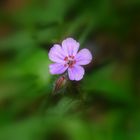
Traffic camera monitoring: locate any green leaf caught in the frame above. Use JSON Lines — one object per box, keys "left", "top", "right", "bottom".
{"left": 83, "top": 63, "right": 133, "bottom": 102}
{"left": 0, "top": 116, "right": 45, "bottom": 140}
{"left": 10, "top": 0, "right": 77, "bottom": 26}
{"left": 0, "top": 49, "right": 51, "bottom": 100}
{"left": 0, "top": 31, "right": 36, "bottom": 51}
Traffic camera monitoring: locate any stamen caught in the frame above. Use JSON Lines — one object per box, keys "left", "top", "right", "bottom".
{"left": 71, "top": 56, "right": 74, "bottom": 59}
{"left": 73, "top": 60, "right": 76, "bottom": 64}
{"left": 69, "top": 55, "right": 74, "bottom": 59}
{"left": 64, "top": 57, "right": 68, "bottom": 61}
{"left": 68, "top": 60, "right": 76, "bottom": 68}
{"left": 64, "top": 56, "right": 76, "bottom": 68}
{"left": 64, "top": 64, "right": 68, "bottom": 67}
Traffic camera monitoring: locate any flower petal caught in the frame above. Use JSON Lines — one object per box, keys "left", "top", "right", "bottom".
{"left": 68, "top": 65, "right": 85, "bottom": 81}
{"left": 62, "top": 38, "right": 80, "bottom": 56}
{"left": 49, "top": 63, "right": 68, "bottom": 74}
{"left": 48, "top": 44, "right": 65, "bottom": 63}
{"left": 75, "top": 49, "right": 92, "bottom": 65}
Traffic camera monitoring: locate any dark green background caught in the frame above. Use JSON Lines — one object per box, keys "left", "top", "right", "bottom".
{"left": 0, "top": 0, "right": 139, "bottom": 140}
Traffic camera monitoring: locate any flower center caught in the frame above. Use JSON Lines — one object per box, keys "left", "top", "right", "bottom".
{"left": 64, "top": 56, "right": 76, "bottom": 68}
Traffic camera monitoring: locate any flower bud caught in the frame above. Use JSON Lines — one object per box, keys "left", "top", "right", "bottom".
{"left": 53, "top": 74, "right": 67, "bottom": 94}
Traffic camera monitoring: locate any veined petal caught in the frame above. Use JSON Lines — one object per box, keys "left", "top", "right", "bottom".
{"left": 49, "top": 63, "right": 68, "bottom": 74}
{"left": 75, "top": 49, "right": 92, "bottom": 65}
{"left": 48, "top": 44, "right": 65, "bottom": 63}
{"left": 62, "top": 38, "right": 80, "bottom": 57}
{"left": 68, "top": 65, "right": 85, "bottom": 81}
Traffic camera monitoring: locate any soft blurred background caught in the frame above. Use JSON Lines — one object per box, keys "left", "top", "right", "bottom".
{"left": 0, "top": 0, "right": 140, "bottom": 140}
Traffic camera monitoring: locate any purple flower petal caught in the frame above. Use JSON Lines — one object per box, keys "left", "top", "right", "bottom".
{"left": 48, "top": 44, "right": 65, "bottom": 63}
{"left": 49, "top": 63, "right": 68, "bottom": 74}
{"left": 68, "top": 65, "right": 85, "bottom": 81}
{"left": 62, "top": 38, "right": 80, "bottom": 57}
{"left": 75, "top": 49, "right": 92, "bottom": 65}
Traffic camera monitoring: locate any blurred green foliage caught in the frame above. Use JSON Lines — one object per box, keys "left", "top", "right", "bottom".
{"left": 0, "top": 0, "right": 140, "bottom": 140}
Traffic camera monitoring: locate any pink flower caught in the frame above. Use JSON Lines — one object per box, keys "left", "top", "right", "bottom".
{"left": 48, "top": 38, "right": 92, "bottom": 81}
